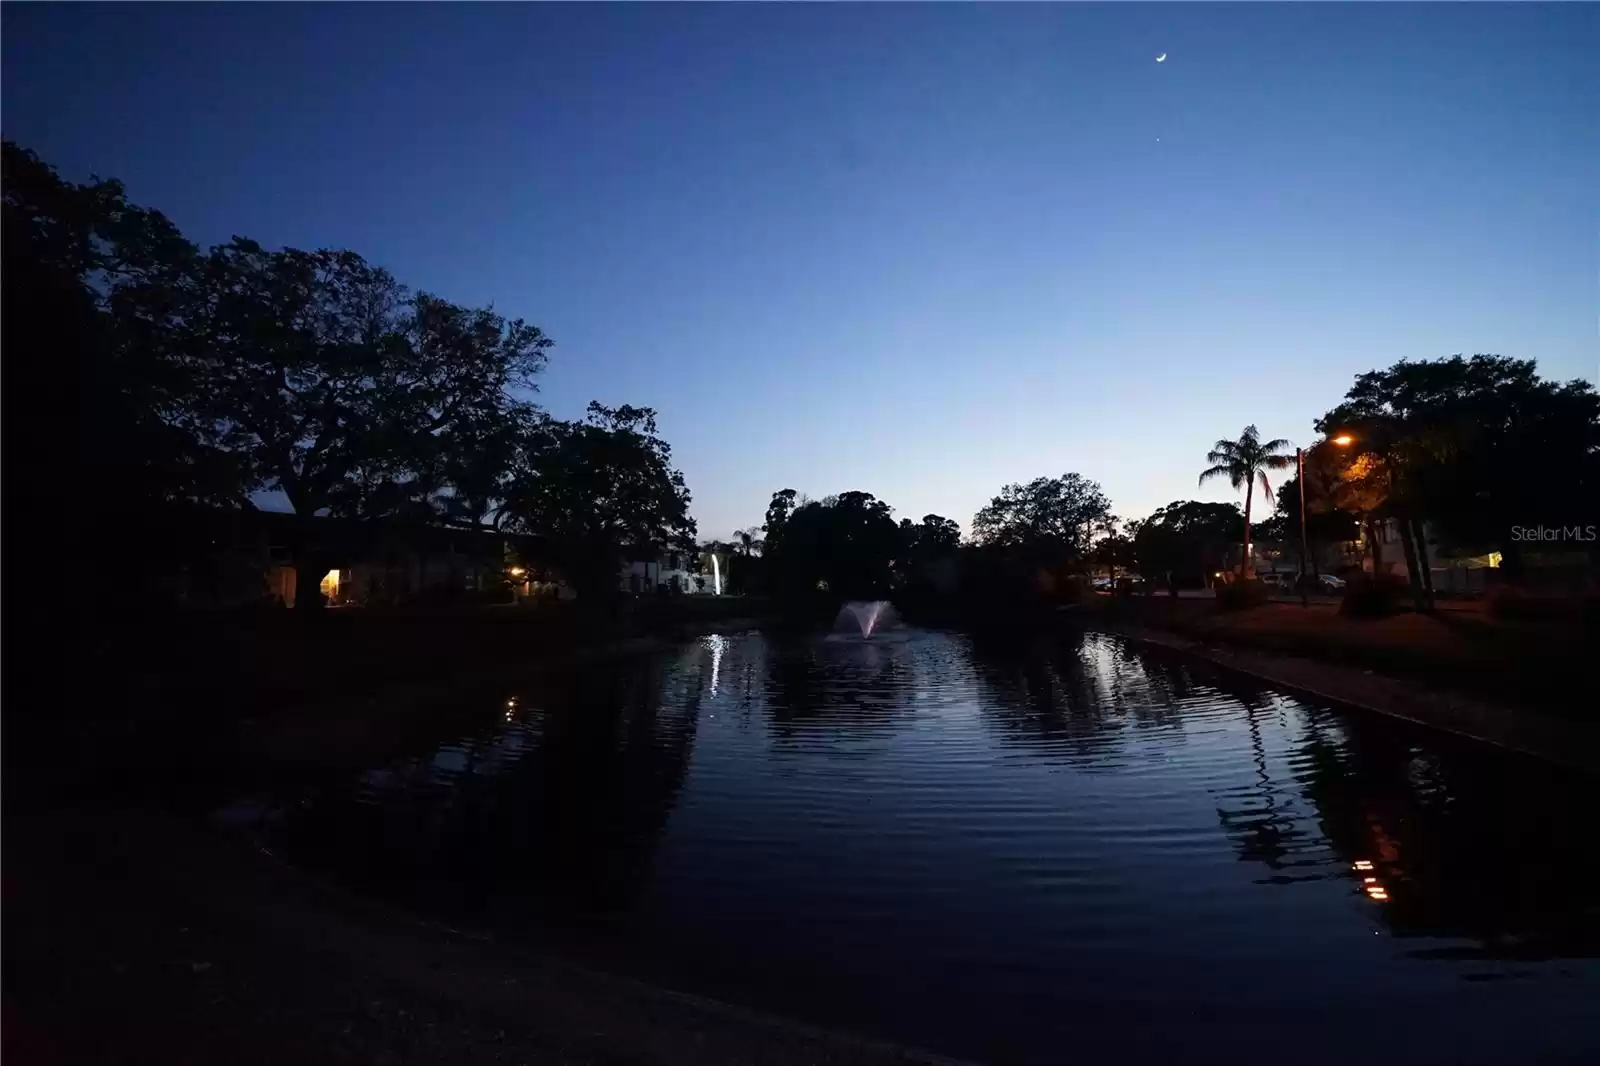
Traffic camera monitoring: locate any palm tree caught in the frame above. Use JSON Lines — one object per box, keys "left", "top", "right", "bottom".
{"left": 1199, "top": 425, "right": 1294, "bottom": 578}
{"left": 736, "top": 527, "right": 764, "bottom": 557}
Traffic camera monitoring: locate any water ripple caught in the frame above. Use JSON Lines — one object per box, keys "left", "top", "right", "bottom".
{"left": 263, "top": 627, "right": 1600, "bottom": 1065}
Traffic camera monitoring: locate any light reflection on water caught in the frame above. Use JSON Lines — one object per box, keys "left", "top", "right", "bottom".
{"left": 266, "top": 629, "right": 1600, "bottom": 1064}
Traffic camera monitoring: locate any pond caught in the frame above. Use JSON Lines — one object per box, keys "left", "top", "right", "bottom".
{"left": 260, "top": 628, "right": 1600, "bottom": 1064}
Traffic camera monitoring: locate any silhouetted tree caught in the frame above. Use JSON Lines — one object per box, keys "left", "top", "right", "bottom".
{"left": 497, "top": 403, "right": 696, "bottom": 600}
{"left": 971, "top": 473, "right": 1111, "bottom": 563}
{"left": 2, "top": 140, "right": 246, "bottom": 516}
{"left": 3, "top": 141, "right": 259, "bottom": 618}
{"left": 893, "top": 514, "right": 963, "bottom": 593}
{"left": 764, "top": 490, "right": 901, "bottom": 600}
{"left": 1091, "top": 516, "right": 1136, "bottom": 586}
{"left": 1198, "top": 425, "right": 1293, "bottom": 578}
{"left": 911, "top": 514, "right": 962, "bottom": 554}
{"left": 1131, "top": 501, "right": 1243, "bottom": 589}
{"left": 4, "top": 141, "right": 562, "bottom": 610}
{"left": 762, "top": 489, "right": 799, "bottom": 549}
{"left": 1316, "top": 354, "right": 1600, "bottom": 580}
{"left": 186, "top": 241, "right": 551, "bottom": 606}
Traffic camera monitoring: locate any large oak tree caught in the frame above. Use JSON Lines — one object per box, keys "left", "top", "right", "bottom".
{"left": 495, "top": 403, "right": 697, "bottom": 598}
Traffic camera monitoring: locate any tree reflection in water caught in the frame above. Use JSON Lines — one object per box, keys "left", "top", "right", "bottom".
{"left": 1218, "top": 677, "right": 1600, "bottom": 960}
{"left": 263, "top": 628, "right": 1600, "bottom": 1066}
{"left": 970, "top": 630, "right": 1198, "bottom": 769}
{"left": 274, "top": 661, "right": 701, "bottom": 927}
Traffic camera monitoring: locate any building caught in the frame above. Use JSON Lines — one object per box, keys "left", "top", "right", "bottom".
{"left": 262, "top": 516, "right": 569, "bottom": 608}
{"left": 619, "top": 549, "right": 701, "bottom": 594}
{"left": 1357, "top": 519, "right": 1501, "bottom": 595}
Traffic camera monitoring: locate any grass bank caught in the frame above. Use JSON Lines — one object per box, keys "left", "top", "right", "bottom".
{"left": 1090, "top": 596, "right": 1594, "bottom": 715}
{"left": 1084, "top": 595, "right": 1600, "bottom": 771}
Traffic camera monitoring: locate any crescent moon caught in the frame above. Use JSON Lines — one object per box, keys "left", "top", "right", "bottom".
{"left": 1156, "top": 54, "right": 1168, "bottom": 63}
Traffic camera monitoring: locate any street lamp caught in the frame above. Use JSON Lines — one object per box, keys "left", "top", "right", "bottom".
{"left": 1297, "top": 434, "right": 1354, "bottom": 606}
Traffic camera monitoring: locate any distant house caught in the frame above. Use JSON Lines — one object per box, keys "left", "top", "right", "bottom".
{"left": 1344, "top": 519, "right": 1488, "bottom": 592}
{"left": 619, "top": 549, "right": 699, "bottom": 594}
{"left": 210, "top": 511, "right": 566, "bottom": 607}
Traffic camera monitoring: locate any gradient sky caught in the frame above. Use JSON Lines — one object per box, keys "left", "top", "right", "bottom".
{"left": 5, "top": 3, "right": 1596, "bottom": 538}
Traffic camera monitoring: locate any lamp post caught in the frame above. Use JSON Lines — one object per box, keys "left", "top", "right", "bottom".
{"left": 1297, "top": 434, "right": 1354, "bottom": 607}
{"left": 1297, "top": 447, "right": 1310, "bottom": 607}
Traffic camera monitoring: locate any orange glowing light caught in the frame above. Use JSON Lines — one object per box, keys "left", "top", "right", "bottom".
{"left": 1353, "top": 860, "right": 1374, "bottom": 871}
{"left": 1332, "top": 434, "right": 1354, "bottom": 446}
{"left": 1365, "top": 886, "right": 1389, "bottom": 900}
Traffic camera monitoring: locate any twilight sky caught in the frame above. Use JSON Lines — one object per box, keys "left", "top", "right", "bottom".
{"left": 5, "top": 3, "right": 1595, "bottom": 538}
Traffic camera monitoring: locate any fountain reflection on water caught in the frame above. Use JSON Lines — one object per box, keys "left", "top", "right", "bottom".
{"left": 703, "top": 632, "right": 727, "bottom": 696}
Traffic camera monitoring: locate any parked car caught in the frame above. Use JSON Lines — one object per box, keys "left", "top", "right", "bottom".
{"left": 1284, "top": 573, "right": 1347, "bottom": 593}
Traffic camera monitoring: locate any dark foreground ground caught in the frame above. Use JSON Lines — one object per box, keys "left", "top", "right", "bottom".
{"left": 3, "top": 801, "right": 966, "bottom": 1066}
{"left": 6, "top": 602, "right": 966, "bottom": 1066}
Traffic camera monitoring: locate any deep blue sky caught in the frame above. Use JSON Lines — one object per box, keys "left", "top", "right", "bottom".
{"left": 6, "top": 3, "right": 1596, "bottom": 537}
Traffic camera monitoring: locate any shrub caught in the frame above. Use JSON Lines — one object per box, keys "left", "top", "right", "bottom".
{"left": 1338, "top": 572, "right": 1408, "bottom": 618}
{"left": 1216, "top": 578, "right": 1270, "bottom": 611}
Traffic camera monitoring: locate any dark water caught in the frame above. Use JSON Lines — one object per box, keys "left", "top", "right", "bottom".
{"left": 260, "top": 629, "right": 1600, "bottom": 1064}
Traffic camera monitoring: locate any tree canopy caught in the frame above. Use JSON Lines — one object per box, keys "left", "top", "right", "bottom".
{"left": 189, "top": 239, "right": 553, "bottom": 523}
{"left": 1132, "top": 501, "right": 1244, "bottom": 585}
{"left": 3, "top": 140, "right": 695, "bottom": 608}
{"left": 970, "top": 473, "right": 1111, "bottom": 563}
{"left": 496, "top": 404, "right": 696, "bottom": 594}
{"left": 3, "top": 139, "right": 246, "bottom": 516}
{"left": 763, "top": 490, "right": 902, "bottom": 600}
{"left": 1314, "top": 354, "right": 1599, "bottom": 569}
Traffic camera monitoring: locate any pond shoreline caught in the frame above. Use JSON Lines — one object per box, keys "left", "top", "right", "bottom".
{"left": 237, "top": 614, "right": 774, "bottom": 777}
{"left": 1103, "top": 620, "right": 1600, "bottom": 774}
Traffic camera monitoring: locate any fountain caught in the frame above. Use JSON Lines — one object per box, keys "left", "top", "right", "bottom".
{"left": 834, "top": 600, "right": 895, "bottom": 639}
{"left": 711, "top": 553, "right": 723, "bottom": 595}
